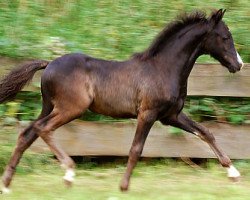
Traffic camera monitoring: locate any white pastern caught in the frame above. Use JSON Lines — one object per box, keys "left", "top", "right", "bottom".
{"left": 63, "top": 169, "right": 75, "bottom": 182}
{"left": 1, "top": 187, "right": 11, "bottom": 194}
{"left": 226, "top": 165, "right": 240, "bottom": 178}
{"left": 236, "top": 52, "right": 244, "bottom": 69}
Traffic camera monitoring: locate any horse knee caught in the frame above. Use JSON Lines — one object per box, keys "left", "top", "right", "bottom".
{"left": 130, "top": 144, "right": 143, "bottom": 159}
{"left": 16, "top": 129, "right": 37, "bottom": 151}
{"left": 33, "top": 121, "right": 43, "bottom": 133}
{"left": 204, "top": 132, "right": 215, "bottom": 143}
{"left": 198, "top": 127, "right": 215, "bottom": 143}
{"left": 33, "top": 120, "right": 53, "bottom": 137}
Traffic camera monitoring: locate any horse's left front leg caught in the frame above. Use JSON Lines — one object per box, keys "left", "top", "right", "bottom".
{"left": 161, "top": 112, "right": 240, "bottom": 181}
{"left": 120, "top": 110, "right": 156, "bottom": 191}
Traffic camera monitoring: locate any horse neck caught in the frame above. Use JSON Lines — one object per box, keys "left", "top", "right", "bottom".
{"left": 157, "top": 23, "right": 208, "bottom": 85}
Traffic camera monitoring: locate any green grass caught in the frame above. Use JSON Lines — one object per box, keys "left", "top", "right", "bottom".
{"left": 2, "top": 160, "right": 250, "bottom": 200}
{"left": 0, "top": 1, "right": 249, "bottom": 62}
{"left": 1, "top": 126, "right": 250, "bottom": 199}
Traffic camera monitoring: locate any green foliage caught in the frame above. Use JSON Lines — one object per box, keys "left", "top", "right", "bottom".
{"left": 168, "top": 127, "right": 184, "bottom": 136}
{"left": 184, "top": 97, "right": 250, "bottom": 124}
{"left": 80, "top": 110, "right": 119, "bottom": 122}
{"left": 0, "top": 0, "right": 249, "bottom": 62}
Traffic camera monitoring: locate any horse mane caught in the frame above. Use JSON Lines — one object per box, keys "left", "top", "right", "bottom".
{"left": 134, "top": 10, "right": 208, "bottom": 60}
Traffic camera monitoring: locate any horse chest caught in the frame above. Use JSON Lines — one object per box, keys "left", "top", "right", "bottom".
{"left": 153, "top": 96, "right": 185, "bottom": 119}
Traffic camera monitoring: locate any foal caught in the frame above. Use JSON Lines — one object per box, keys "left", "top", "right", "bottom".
{"left": 0, "top": 9, "right": 243, "bottom": 193}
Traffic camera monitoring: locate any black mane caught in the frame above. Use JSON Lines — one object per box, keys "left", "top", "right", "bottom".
{"left": 134, "top": 11, "right": 208, "bottom": 60}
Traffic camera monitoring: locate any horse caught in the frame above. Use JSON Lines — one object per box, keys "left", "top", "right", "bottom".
{"left": 0, "top": 9, "right": 244, "bottom": 193}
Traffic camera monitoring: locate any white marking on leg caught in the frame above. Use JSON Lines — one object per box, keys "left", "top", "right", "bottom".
{"left": 236, "top": 52, "right": 244, "bottom": 69}
{"left": 226, "top": 165, "right": 240, "bottom": 178}
{"left": 2, "top": 187, "right": 11, "bottom": 194}
{"left": 194, "top": 132, "right": 199, "bottom": 136}
{"left": 63, "top": 168, "right": 75, "bottom": 182}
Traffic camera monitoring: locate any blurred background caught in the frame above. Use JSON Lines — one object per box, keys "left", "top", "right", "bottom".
{"left": 0, "top": 0, "right": 249, "bottom": 61}
{"left": 0, "top": 1, "right": 250, "bottom": 199}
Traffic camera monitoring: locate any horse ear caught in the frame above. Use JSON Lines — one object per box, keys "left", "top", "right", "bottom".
{"left": 210, "top": 9, "right": 226, "bottom": 25}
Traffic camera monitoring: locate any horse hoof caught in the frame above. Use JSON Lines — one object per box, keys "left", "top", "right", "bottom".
{"left": 227, "top": 165, "right": 240, "bottom": 182}
{"left": 119, "top": 181, "right": 129, "bottom": 192}
{"left": 229, "top": 176, "right": 240, "bottom": 182}
{"left": 120, "top": 185, "right": 128, "bottom": 192}
{"left": 63, "top": 168, "right": 75, "bottom": 187}
{"left": 63, "top": 179, "right": 73, "bottom": 187}
{"left": 1, "top": 187, "right": 11, "bottom": 194}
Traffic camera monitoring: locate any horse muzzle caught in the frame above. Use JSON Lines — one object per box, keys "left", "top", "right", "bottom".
{"left": 226, "top": 53, "right": 244, "bottom": 73}
{"left": 228, "top": 63, "right": 242, "bottom": 73}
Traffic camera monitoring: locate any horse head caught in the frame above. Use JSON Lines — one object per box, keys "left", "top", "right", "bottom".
{"left": 202, "top": 9, "right": 244, "bottom": 73}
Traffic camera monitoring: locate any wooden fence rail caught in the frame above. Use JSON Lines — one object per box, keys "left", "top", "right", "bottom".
{"left": 30, "top": 121, "right": 250, "bottom": 159}
{"left": 188, "top": 64, "right": 250, "bottom": 97}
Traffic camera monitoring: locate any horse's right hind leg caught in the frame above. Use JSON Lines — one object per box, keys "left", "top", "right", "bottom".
{"left": 34, "top": 106, "right": 87, "bottom": 186}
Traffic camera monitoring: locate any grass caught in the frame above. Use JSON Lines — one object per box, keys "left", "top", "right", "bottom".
{"left": 0, "top": 1, "right": 249, "bottom": 62}
{"left": 1, "top": 126, "right": 250, "bottom": 199}
{"left": 2, "top": 160, "right": 250, "bottom": 200}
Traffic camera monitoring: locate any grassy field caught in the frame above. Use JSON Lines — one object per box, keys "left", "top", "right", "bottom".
{"left": 1, "top": 126, "right": 250, "bottom": 200}
{"left": 0, "top": 0, "right": 249, "bottom": 62}
{"left": 3, "top": 161, "right": 250, "bottom": 200}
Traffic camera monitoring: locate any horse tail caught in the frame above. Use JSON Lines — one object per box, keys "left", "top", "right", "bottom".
{"left": 0, "top": 60, "right": 49, "bottom": 103}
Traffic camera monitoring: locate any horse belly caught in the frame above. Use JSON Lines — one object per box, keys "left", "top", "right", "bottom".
{"left": 89, "top": 93, "right": 138, "bottom": 118}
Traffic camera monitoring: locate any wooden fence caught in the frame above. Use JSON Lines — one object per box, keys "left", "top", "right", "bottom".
{"left": 187, "top": 64, "right": 250, "bottom": 97}
{"left": 30, "top": 121, "right": 250, "bottom": 159}
{"left": 1, "top": 59, "right": 250, "bottom": 158}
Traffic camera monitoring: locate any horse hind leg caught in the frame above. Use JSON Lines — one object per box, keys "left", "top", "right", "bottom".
{"left": 1, "top": 103, "right": 53, "bottom": 193}
{"left": 34, "top": 105, "right": 88, "bottom": 186}
{"left": 1, "top": 124, "right": 38, "bottom": 194}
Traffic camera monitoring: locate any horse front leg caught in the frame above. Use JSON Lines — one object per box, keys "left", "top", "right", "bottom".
{"left": 120, "top": 110, "right": 156, "bottom": 191}
{"left": 161, "top": 112, "right": 240, "bottom": 181}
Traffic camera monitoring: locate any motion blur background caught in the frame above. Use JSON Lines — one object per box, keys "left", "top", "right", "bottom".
{"left": 0, "top": 0, "right": 249, "bottom": 62}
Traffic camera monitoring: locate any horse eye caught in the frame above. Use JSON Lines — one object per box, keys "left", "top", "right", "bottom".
{"left": 222, "top": 36, "right": 229, "bottom": 41}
